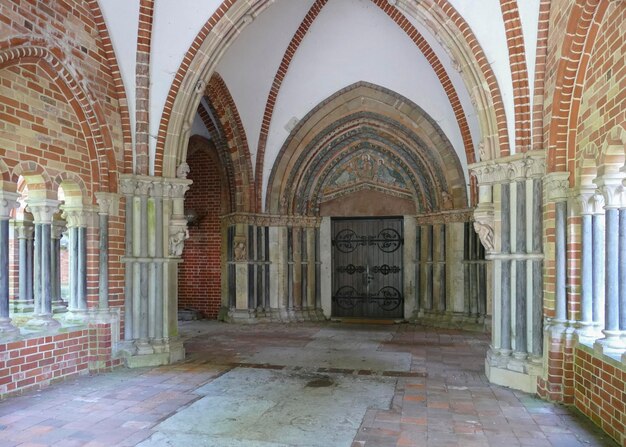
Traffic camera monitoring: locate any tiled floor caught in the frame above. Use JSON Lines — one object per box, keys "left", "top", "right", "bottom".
{"left": 0, "top": 322, "right": 618, "bottom": 446}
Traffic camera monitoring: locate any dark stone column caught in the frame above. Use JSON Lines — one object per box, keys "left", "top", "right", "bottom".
{"left": 500, "top": 183, "right": 512, "bottom": 356}
{"left": 0, "top": 192, "right": 19, "bottom": 337}
{"left": 514, "top": 180, "right": 527, "bottom": 359}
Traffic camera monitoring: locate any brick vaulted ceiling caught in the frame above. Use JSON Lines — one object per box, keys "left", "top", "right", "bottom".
{"left": 98, "top": 0, "right": 540, "bottom": 202}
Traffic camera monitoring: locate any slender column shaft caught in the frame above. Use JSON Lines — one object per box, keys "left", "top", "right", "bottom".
{"left": 532, "top": 178, "right": 543, "bottom": 357}
{"left": 469, "top": 226, "right": 479, "bottom": 317}
{"left": 99, "top": 213, "right": 109, "bottom": 310}
{"left": 139, "top": 195, "right": 149, "bottom": 342}
{"left": 425, "top": 225, "right": 433, "bottom": 310}
{"left": 154, "top": 195, "right": 163, "bottom": 341}
{"left": 0, "top": 220, "right": 10, "bottom": 320}
{"left": 26, "top": 236, "right": 33, "bottom": 303}
{"left": 592, "top": 214, "right": 605, "bottom": 328}
{"left": 416, "top": 225, "right": 421, "bottom": 313}
{"left": 555, "top": 201, "right": 567, "bottom": 322}
{"left": 33, "top": 224, "right": 42, "bottom": 314}
{"left": 41, "top": 224, "right": 52, "bottom": 315}
{"left": 76, "top": 227, "right": 87, "bottom": 311}
{"left": 18, "top": 231, "right": 28, "bottom": 302}
{"left": 501, "top": 183, "right": 512, "bottom": 353}
{"left": 124, "top": 195, "right": 133, "bottom": 339}
{"left": 605, "top": 209, "right": 619, "bottom": 332}
{"left": 580, "top": 214, "right": 593, "bottom": 325}
{"left": 618, "top": 209, "right": 626, "bottom": 331}
{"left": 69, "top": 227, "right": 78, "bottom": 310}
{"left": 515, "top": 181, "right": 527, "bottom": 356}
{"left": 50, "top": 233, "right": 57, "bottom": 303}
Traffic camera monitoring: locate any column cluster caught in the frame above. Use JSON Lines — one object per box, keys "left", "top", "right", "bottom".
{"left": 119, "top": 174, "right": 190, "bottom": 362}
{"left": 223, "top": 214, "right": 324, "bottom": 323}
{"left": 470, "top": 151, "right": 545, "bottom": 381}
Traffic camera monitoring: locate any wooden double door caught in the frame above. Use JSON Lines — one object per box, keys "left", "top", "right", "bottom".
{"left": 331, "top": 217, "right": 404, "bottom": 319}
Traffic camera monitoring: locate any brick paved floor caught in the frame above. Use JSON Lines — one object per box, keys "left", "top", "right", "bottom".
{"left": 0, "top": 322, "right": 618, "bottom": 446}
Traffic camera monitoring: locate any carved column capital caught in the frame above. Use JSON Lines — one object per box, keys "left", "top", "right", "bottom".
{"left": 95, "top": 192, "right": 120, "bottom": 216}
{"left": 51, "top": 218, "right": 66, "bottom": 239}
{"left": 569, "top": 187, "right": 596, "bottom": 215}
{"left": 61, "top": 206, "right": 91, "bottom": 228}
{"left": 14, "top": 221, "right": 34, "bottom": 239}
{"left": 543, "top": 172, "right": 570, "bottom": 202}
{"left": 26, "top": 199, "right": 61, "bottom": 224}
{"left": 0, "top": 190, "right": 20, "bottom": 220}
{"left": 595, "top": 174, "right": 626, "bottom": 209}
{"left": 165, "top": 179, "right": 192, "bottom": 199}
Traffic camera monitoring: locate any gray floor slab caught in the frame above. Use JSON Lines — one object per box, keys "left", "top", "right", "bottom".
{"left": 138, "top": 368, "right": 396, "bottom": 447}
{"left": 241, "top": 346, "right": 411, "bottom": 372}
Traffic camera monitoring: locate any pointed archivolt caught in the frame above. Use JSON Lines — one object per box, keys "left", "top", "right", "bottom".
{"left": 266, "top": 82, "right": 467, "bottom": 216}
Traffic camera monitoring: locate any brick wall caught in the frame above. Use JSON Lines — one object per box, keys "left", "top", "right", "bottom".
{"left": 574, "top": 346, "right": 625, "bottom": 447}
{"left": 179, "top": 143, "right": 227, "bottom": 319}
{"left": 0, "top": 323, "right": 121, "bottom": 399}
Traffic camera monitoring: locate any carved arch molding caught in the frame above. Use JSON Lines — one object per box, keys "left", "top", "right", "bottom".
{"left": 266, "top": 82, "right": 468, "bottom": 216}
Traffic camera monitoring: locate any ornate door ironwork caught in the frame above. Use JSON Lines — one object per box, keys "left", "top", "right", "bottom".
{"left": 331, "top": 217, "right": 404, "bottom": 318}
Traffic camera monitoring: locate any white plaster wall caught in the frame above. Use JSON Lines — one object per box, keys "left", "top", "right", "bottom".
{"left": 217, "top": 0, "right": 316, "bottom": 175}
{"left": 447, "top": 0, "right": 515, "bottom": 153}
{"left": 408, "top": 16, "right": 482, "bottom": 160}
{"left": 262, "top": 0, "right": 467, "bottom": 208}
{"left": 518, "top": 0, "right": 541, "bottom": 125}
{"left": 99, "top": 0, "right": 140, "bottom": 151}
{"left": 190, "top": 112, "right": 211, "bottom": 140}
{"left": 150, "top": 0, "right": 223, "bottom": 173}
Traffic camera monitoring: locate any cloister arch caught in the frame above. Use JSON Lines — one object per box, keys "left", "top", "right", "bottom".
{"left": 266, "top": 82, "right": 467, "bottom": 216}
{"left": 155, "top": 0, "right": 510, "bottom": 183}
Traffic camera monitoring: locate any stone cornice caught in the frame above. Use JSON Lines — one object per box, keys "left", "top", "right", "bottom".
{"left": 469, "top": 150, "right": 546, "bottom": 185}
{"left": 414, "top": 209, "right": 473, "bottom": 225}
{"left": 119, "top": 174, "right": 192, "bottom": 199}
{"left": 222, "top": 213, "right": 322, "bottom": 228}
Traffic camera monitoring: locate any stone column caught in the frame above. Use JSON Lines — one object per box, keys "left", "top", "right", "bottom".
{"left": 591, "top": 194, "right": 606, "bottom": 334}
{"left": 596, "top": 177, "right": 626, "bottom": 350}
{"left": 530, "top": 177, "right": 544, "bottom": 359}
{"left": 95, "top": 192, "right": 117, "bottom": 311}
{"left": 26, "top": 199, "right": 61, "bottom": 328}
{"left": 500, "top": 183, "right": 512, "bottom": 357}
{"left": 50, "top": 216, "right": 66, "bottom": 311}
{"left": 0, "top": 191, "right": 19, "bottom": 338}
{"left": 576, "top": 190, "right": 596, "bottom": 338}
{"left": 514, "top": 179, "right": 527, "bottom": 360}
{"left": 61, "top": 206, "right": 90, "bottom": 322}
{"left": 14, "top": 220, "right": 34, "bottom": 313}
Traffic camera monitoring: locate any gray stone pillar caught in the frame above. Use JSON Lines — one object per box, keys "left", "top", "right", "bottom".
{"left": 50, "top": 218, "right": 66, "bottom": 310}
{"left": 26, "top": 199, "right": 61, "bottom": 329}
{"left": 500, "top": 183, "right": 512, "bottom": 356}
{"left": 514, "top": 180, "right": 527, "bottom": 360}
{"left": 95, "top": 192, "right": 117, "bottom": 311}
{"left": 577, "top": 191, "right": 595, "bottom": 337}
{"left": 531, "top": 178, "right": 544, "bottom": 358}
{"left": 591, "top": 195, "right": 606, "bottom": 335}
{"left": 0, "top": 191, "right": 19, "bottom": 338}
{"left": 619, "top": 207, "right": 626, "bottom": 335}
{"left": 14, "top": 220, "right": 34, "bottom": 313}
{"left": 121, "top": 183, "right": 134, "bottom": 340}
{"left": 62, "top": 207, "right": 90, "bottom": 322}
{"left": 554, "top": 200, "right": 567, "bottom": 324}
{"left": 597, "top": 179, "right": 625, "bottom": 350}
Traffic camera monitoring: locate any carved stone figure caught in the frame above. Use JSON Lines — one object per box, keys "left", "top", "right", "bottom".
{"left": 169, "top": 227, "right": 189, "bottom": 257}
{"left": 473, "top": 221, "right": 495, "bottom": 252}
{"left": 176, "top": 162, "right": 190, "bottom": 179}
{"left": 234, "top": 241, "right": 247, "bottom": 262}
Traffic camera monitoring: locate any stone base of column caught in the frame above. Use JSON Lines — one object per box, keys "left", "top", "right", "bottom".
{"left": 64, "top": 310, "right": 89, "bottom": 325}
{"left": 593, "top": 331, "right": 626, "bottom": 354}
{"left": 226, "top": 308, "right": 258, "bottom": 324}
{"left": 410, "top": 310, "right": 489, "bottom": 332}
{"left": 11, "top": 300, "right": 34, "bottom": 314}
{"left": 0, "top": 318, "right": 20, "bottom": 340}
{"left": 25, "top": 314, "right": 61, "bottom": 330}
{"left": 575, "top": 322, "right": 603, "bottom": 344}
{"left": 52, "top": 301, "right": 68, "bottom": 314}
{"left": 120, "top": 338, "right": 185, "bottom": 368}
{"left": 485, "top": 349, "right": 542, "bottom": 394}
